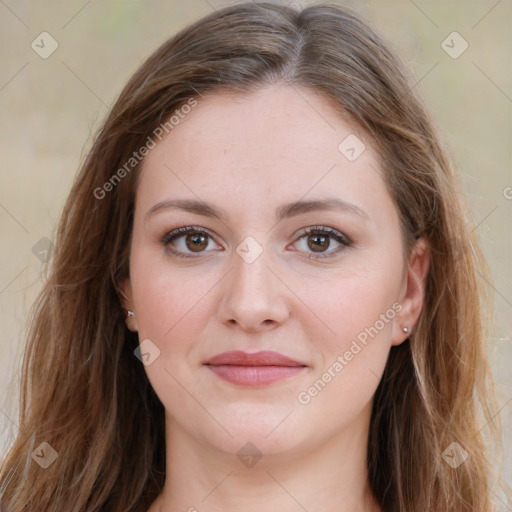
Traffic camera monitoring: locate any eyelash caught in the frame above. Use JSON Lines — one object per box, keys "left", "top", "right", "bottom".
{"left": 161, "top": 225, "right": 352, "bottom": 260}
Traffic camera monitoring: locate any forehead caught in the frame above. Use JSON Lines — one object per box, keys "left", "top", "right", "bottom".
{"left": 136, "top": 85, "right": 394, "bottom": 228}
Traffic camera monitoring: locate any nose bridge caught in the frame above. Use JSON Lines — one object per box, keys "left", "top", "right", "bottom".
{"left": 235, "top": 240, "right": 271, "bottom": 292}
{"left": 217, "top": 234, "right": 290, "bottom": 330}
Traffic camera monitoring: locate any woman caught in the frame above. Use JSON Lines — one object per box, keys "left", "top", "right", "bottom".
{"left": 0, "top": 2, "right": 502, "bottom": 511}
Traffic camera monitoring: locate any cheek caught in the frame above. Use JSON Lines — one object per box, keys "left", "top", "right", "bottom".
{"left": 128, "top": 255, "right": 217, "bottom": 416}
{"left": 128, "top": 251, "right": 234, "bottom": 413}
{"left": 131, "top": 261, "right": 216, "bottom": 346}
{"left": 299, "top": 259, "right": 401, "bottom": 349}
{"left": 293, "top": 264, "right": 401, "bottom": 410}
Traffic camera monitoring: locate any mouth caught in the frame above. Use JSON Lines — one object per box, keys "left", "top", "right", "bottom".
{"left": 203, "top": 350, "right": 308, "bottom": 387}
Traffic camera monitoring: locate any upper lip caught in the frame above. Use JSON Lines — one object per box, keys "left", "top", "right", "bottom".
{"left": 204, "top": 350, "right": 307, "bottom": 367}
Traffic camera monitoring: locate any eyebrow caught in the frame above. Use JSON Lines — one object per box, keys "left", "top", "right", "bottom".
{"left": 145, "top": 197, "right": 369, "bottom": 223}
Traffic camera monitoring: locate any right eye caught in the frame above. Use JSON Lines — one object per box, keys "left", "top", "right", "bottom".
{"left": 161, "top": 226, "right": 223, "bottom": 259}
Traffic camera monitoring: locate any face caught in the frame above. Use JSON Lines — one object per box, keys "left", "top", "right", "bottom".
{"left": 121, "top": 84, "right": 426, "bottom": 460}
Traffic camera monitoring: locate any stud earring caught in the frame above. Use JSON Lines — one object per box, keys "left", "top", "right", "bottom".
{"left": 127, "top": 310, "right": 135, "bottom": 318}
{"left": 401, "top": 325, "right": 409, "bottom": 334}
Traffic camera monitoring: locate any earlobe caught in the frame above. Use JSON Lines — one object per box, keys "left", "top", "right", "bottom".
{"left": 392, "top": 238, "right": 430, "bottom": 346}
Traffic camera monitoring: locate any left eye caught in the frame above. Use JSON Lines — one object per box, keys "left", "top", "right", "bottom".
{"left": 161, "top": 225, "right": 352, "bottom": 260}
{"left": 291, "top": 226, "right": 352, "bottom": 259}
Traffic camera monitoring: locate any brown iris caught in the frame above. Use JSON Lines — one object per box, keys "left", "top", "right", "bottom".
{"left": 308, "top": 234, "right": 330, "bottom": 252}
{"left": 186, "top": 233, "right": 209, "bottom": 252}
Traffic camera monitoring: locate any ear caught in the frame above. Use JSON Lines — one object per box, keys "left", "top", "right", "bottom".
{"left": 119, "top": 277, "right": 138, "bottom": 332}
{"left": 392, "top": 237, "right": 430, "bottom": 346}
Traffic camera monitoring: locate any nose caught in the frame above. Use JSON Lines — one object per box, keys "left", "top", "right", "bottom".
{"left": 216, "top": 241, "right": 290, "bottom": 333}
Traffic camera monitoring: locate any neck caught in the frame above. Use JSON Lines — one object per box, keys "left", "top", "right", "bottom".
{"left": 151, "top": 406, "right": 381, "bottom": 512}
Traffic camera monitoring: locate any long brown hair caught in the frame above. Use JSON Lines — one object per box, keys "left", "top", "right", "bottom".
{"left": 0, "top": 2, "right": 501, "bottom": 511}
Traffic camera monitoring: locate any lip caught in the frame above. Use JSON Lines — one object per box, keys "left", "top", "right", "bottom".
{"left": 204, "top": 350, "right": 308, "bottom": 387}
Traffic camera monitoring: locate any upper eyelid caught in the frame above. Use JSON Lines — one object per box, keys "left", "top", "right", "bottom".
{"left": 295, "top": 225, "right": 351, "bottom": 242}
{"left": 162, "top": 225, "right": 216, "bottom": 240}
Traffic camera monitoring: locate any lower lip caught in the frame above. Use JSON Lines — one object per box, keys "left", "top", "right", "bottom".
{"left": 206, "top": 365, "right": 306, "bottom": 387}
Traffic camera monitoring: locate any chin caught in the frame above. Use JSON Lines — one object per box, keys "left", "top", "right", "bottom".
{"left": 195, "top": 407, "right": 312, "bottom": 458}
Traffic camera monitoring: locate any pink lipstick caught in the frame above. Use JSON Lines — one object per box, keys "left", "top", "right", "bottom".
{"left": 204, "top": 350, "right": 307, "bottom": 387}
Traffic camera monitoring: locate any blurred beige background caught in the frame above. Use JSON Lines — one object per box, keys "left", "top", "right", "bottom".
{"left": 1, "top": 0, "right": 510, "bottom": 501}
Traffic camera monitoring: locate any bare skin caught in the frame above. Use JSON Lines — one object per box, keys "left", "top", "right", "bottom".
{"left": 121, "top": 84, "right": 429, "bottom": 512}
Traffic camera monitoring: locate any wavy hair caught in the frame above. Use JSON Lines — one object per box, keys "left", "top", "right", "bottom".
{"left": 0, "top": 2, "right": 501, "bottom": 511}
